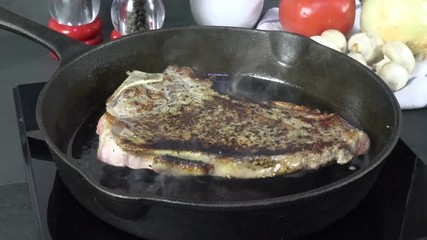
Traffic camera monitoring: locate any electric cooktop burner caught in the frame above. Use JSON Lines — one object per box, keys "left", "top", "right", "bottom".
{"left": 14, "top": 82, "right": 427, "bottom": 240}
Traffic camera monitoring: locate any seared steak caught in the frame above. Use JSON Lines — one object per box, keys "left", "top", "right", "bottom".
{"left": 96, "top": 66, "right": 370, "bottom": 178}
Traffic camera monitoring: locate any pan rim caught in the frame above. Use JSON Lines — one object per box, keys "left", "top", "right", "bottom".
{"left": 36, "top": 27, "right": 402, "bottom": 210}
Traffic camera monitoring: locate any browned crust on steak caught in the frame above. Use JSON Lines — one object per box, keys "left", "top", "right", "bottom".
{"left": 110, "top": 94, "right": 350, "bottom": 157}
{"left": 152, "top": 155, "right": 214, "bottom": 176}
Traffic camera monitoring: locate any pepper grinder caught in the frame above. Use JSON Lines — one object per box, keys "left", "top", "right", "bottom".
{"left": 110, "top": 0, "right": 165, "bottom": 39}
{"left": 47, "top": 0, "right": 103, "bottom": 46}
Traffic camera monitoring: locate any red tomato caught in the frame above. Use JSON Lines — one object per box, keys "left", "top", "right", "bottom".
{"left": 279, "top": 0, "right": 356, "bottom": 37}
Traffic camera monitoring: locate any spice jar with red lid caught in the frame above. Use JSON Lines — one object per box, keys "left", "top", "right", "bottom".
{"left": 110, "top": 0, "right": 165, "bottom": 39}
{"left": 47, "top": 0, "right": 103, "bottom": 46}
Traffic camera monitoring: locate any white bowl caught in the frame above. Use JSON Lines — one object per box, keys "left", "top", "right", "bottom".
{"left": 190, "top": 0, "right": 264, "bottom": 28}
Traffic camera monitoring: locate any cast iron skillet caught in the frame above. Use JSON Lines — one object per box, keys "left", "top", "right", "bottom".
{"left": 0, "top": 7, "right": 401, "bottom": 240}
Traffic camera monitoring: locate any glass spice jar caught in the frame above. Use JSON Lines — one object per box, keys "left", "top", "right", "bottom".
{"left": 47, "top": 0, "right": 103, "bottom": 59}
{"left": 48, "top": 0, "right": 100, "bottom": 26}
{"left": 110, "top": 0, "right": 165, "bottom": 39}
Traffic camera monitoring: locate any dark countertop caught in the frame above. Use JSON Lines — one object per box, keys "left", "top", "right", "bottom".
{"left": 401, "top": 109, "right": 427, "bottom": 164}
{"left": 0, "top": 0, "right": 426, "bottom": 239}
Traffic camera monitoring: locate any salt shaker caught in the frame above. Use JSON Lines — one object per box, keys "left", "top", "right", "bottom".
{"left": 47, "top": 0, "right": 103, "bottom": 46}
{"left": 110, "top": 0, "right": 165, "bottom": 39}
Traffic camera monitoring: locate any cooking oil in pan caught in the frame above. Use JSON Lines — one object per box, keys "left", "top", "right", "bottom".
{"left": 68, "top": 75, "right": 370, "bottom": 202}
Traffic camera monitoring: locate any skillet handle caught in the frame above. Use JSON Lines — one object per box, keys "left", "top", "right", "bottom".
{"left": 0, "top": 7, "right": 91, "bottom": 63}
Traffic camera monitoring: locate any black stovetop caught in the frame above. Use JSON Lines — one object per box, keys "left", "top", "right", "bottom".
{"left": 13, "top": 82, "right": 427, "bottom": 240}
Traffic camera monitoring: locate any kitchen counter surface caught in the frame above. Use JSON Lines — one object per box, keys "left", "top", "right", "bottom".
{"left": 0, "top": 0, "right": 426, "bottom": 240}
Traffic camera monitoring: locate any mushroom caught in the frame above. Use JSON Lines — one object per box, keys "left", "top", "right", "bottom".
{"left": 415, "top": 53, "right": 425, "bottom": 62}
{"left": 321, "top": 29, "right": 347, "bottom": 52}
{"left": 377, "top": 62, "right": 409, "bottom": 91}
{"left": 379, "top": 41, "right": 415, "bottom": 73}
{"left": 372, "top": 41, "right": 415, "bottom": 92}
{"left": 347, "top": 32, "right": 383, "bottom": 64}
{"left": 310, "top": 35, "right": 341, "bottom": 52}
{"left": 347, "top": 52, "right": 368, "bottom": 66}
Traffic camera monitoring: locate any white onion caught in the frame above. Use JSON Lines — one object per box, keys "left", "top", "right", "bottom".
{"left": 360, "top": 0, "right": 427, "bottom": 55}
